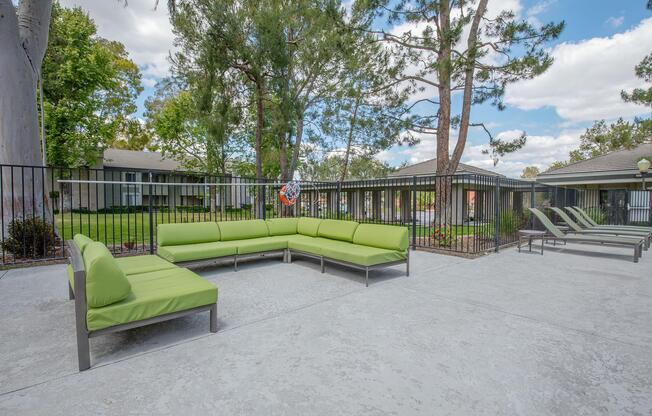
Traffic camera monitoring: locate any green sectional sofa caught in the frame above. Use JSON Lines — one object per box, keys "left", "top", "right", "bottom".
{"left": 156, "top": 217, "right": 410, "bottom": 286}
{"left": 66, "top": 234, "right": 218, "bottom": 371}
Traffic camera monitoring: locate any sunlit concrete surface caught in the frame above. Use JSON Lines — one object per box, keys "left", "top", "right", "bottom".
{"left": 1, "top": 243, "right": 651, "bottom": 415}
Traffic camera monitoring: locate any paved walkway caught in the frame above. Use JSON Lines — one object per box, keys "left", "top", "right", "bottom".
{"left": 0, "top": 243, "right": 651, "bottom": 415}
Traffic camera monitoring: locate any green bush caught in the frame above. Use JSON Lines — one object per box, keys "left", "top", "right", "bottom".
{"left": 488, "top": 211, "right": 526, "bottom": 239}
{"left": 1, "top": 217, "right": 56, "bottom": 258}
{"left": 583, "top": 207, "right": 606, "bottom": 225}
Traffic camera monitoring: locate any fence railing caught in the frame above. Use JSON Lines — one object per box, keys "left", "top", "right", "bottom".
{"left": 0, "top": 164, "right": 585, "bottom": 265}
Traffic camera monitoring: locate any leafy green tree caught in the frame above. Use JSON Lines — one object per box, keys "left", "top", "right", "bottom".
{"left": 299, "top": 153, "right": 394, "bottom": 181}
{"left": 110, "top": 119, "right": 153, "bottom": 151}
{"left": 568, "top": 118, "right": 652, "bottom": 163}
{"left": 547, "top": 161, "right": 568, "bottom": 171}
{"left": 520, "top": 166, "right": 540, "bottom": 179}
{"left": 354, "top": 0, "right": 563, "bottom": 175}
{"left": 621, "top": 54, "right": 652, "bottom": 108}
{"left": 170, "top": 0, "right": 286, "bottom": 181}
{"left": 355, "top": 0, "right": 563, "bottom": 225}
{"left": 42, "top": 3, "right": 143, "bottom": 167}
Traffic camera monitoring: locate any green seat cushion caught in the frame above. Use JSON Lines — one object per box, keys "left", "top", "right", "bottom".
{"left": 353, "top": 224, "right": 409, "bottom": 252}
{"left": 67, "top": 255, "right": 177, "bottom": 294}
{"left": 157, "top": 242, "right": 237, "bottom": 263}
{"left": 286, "top": 234, "right": 322, "bottom": 255}
{"left": 83, "top": 242, "right": 132, "bottom": 308}
{"left": 86, "top": 267, "right": 217, "bottom": 332}
{"left": 235, "top": 236, "right": 288, "bottom": 255}
{"left": 73, "top": 234, "right": 93, "bottom": 254}
{"left": 297, "top": 217, "right": 322, "bottom": 237}
{"left": 266, "top": 218, "right": 298, "bottom": 236}
{"left": 115, "top": 255, "right": 177, "bottom": 275}
{"left": 218, "top": 220, "right": 269, "bottom": 241}
{"left": 317, "top": 238, "right": 406, "bottom": 266}
{"left": 317, "top": 219, "right": 359, "bottom": 242}
{"left": 157, "top": 222, "right": 220, "bottom": 246}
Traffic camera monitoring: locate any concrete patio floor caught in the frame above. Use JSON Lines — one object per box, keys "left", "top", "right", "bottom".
{"left": 1, "top": 242, "right": 651, "bottom": 415}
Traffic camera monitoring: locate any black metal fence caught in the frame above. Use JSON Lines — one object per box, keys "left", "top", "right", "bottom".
{"left": 0, "top": 164, "right": 584, "bottom": 266}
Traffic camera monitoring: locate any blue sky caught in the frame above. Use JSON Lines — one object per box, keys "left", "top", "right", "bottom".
{"left": 62, "top": 0, "right": 652, "bottom": 177}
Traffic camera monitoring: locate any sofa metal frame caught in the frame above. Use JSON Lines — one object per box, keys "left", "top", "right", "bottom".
{"left": 67, "top": 241, "right": 218, "bottom": 371}
{"left": 164, "top": 246, "right": 409, "bottom": 287}
{"left": 286, "top": 248, "right": 410, "bottom": 287}
{"left": 174, "top": 250, "right": 288, "bottom": 271}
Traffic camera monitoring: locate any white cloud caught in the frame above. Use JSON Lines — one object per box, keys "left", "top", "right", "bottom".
{"left": 526, "top": 0, "right": 556, "bottom": 27}
{"left": 59, "top": 0, "right": 176, "bottom": 80}
{"left": 505, "top": 17, "right": 652, "bottom": 123}
{"left": 463, "top": 130, "right": 582, "bottom": 177}
{"left": 142, "top": 77, "right": 158, "bottom": 88}
{"left": 385, "top": 128, "right": 582, "bottom": 178}
{"left": 605, "top": 16, "right": 625, "bottom": 29}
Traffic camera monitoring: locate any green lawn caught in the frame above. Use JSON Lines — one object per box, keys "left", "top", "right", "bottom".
{"left": 56, "top": 210, "right": 265, "bottom": 247}
{"left": 56, "top": 211, "right": 492, "bottom": 248}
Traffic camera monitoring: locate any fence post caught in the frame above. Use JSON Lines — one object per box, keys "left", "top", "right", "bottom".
{"left": 530, "top": 182, "right": 536, "bottom": 228}
{"left": 411, "top": 176, "right": 417, "bottom": 249}
{"left": 261, "top": 179, "right": 267, "bottom": 220}
{"left": 494, "top": 177, "right": 501, "bottom": 252}
{"left": 336, "top": 182, "right": 341, "bottom": 220}
{"left": 148, "top": 171, "right": 154, "bottom": 254}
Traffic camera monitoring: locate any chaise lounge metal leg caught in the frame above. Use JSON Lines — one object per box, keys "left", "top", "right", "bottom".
{"left": 234, "top": 254, "right": 238, "bottom": 271}
{"left": 287, "top": 249, "right": 292, "bottom": 263}
{"left": 210, "top": 303, "right": 218, "bottom": 333}
{"left": 320, "top": 256, "right": 324, "bottom": 273}
{"left": 365, "top": 267, "right": 369, "bottom": 287}
{"left": 68, "top": 281, "right": 75, "bottom": 300}
{"left": 406, "top": 249, "right": 410, "bottom": 277}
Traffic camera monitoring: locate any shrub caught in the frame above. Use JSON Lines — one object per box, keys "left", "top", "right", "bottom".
{"left": 487, "top": 211, "right": 526, "bottom": 239}
{"left": 432, "top": 227, "right": 452, "bottom": 247}
{"left": 1, "top": 217, "right": 56, "bottom": 258}
{"left": 583, "top": 207, "right": 606, "bottom": 225}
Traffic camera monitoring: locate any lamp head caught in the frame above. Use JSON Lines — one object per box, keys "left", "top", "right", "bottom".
{"left": 638, "top": 158, "right": 650, "bottom": 174}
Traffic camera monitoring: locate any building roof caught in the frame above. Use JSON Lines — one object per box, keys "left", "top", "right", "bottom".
{"left": 539, "top": 143, "right": 652, "bottom": 177}
{"left": 102, "top": 149, "right": 183, "bottom": 172}
{"left": 388, "top": 158, "right": 504, "bottom": 177}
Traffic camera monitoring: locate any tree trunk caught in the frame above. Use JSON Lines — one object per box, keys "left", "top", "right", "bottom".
{"left": 0, "top": 0, "right": 53, "bottom": 230}
{"left": 288, "top": 111, "right": 303, "bottom": 180}
{"left": 340, "top": 96, "right": 361, "bottom": 182}
{"left": 434, "top": 1, "right": 453, "bottom": 228}
{"left": 279, "top": 131, "right": 288, "bottom": 181}
{"left": 254, "top": 80, "right": 264, "bottom": 218}
{"left": 449, "top": 0, "right": 488, "bottom": 173}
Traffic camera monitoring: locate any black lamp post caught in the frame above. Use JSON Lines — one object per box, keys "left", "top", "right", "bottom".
{"left": 637, "top": 158, "right": 650, "bottom": 190}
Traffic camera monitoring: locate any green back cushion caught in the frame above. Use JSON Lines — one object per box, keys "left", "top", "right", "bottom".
{"left": 353, "top": 224, "right": 409, "bottom": 251}
{"left": 318, "top": 219, "right": 359, "bottom": 242}
{"left": 266, "top": 218, "right": 298, "bottom": 236}
{"left": 218, "top": 220, "right": 269, "bottom": 241}
{"left": 297, "top": 217, "right": 322, "bottom": 237}
{"left": 157, "top": 222, "right": 220, "bottom": 246}
{"left": 82, "top": 242, "right": 131, "bottom": 308}
{"left": 73, "top": 234, "right": 93, "bottom": 254}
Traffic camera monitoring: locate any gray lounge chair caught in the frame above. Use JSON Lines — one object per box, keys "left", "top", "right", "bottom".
{"left": 528, "top": 208, "right": 644, "bottom": 262}
{"left": 570, "top": 206, "right": 652, "bottom": 233}
{"left": 548, "top": 207, "right": 650, "bottom": 249}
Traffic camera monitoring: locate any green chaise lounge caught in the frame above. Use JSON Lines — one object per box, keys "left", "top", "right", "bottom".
{"left": 529, "top": 208, "right": 644, "bottom": 262}
{"left": 567, "top": 206, "right": 652, "bottom": 233}
{"left": 156, "top": 217, "right": 410, "bottom": 287}
{"left": 67, "top": 234, "right": 218, "bottom": 371}
{"left": 548, "top": 207, "right": 651, "bottom": 249}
